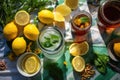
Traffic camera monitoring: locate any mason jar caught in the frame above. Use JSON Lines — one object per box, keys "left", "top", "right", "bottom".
{"left": 37, "top": 26, "right": 65, "bottom": 60}
{"left": 97, "top": 0, "right": 120, "bottom": 32}
{"left": 71, "top": 11, "right": 92, "bottom": 42}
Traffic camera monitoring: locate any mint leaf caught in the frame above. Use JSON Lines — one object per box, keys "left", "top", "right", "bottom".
{"left": 50, "top": 34, "right": 59, "bottom": 44}
{"left": 80, "top": 17, "right": 89, "bottom": 23}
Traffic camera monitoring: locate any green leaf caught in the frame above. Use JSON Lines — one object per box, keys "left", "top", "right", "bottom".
{"left": 80, "top": 16, "right": 89, "bottom": 23}
{"left": 50, "top": 34, "right": 59, "bottom": 44}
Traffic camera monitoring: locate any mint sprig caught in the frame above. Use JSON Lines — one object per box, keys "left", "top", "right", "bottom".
{"left": 80, "top": 17, "right": 89, "bottom": 23}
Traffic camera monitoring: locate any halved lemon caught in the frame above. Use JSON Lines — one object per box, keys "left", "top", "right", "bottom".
{"left": 15, "top": 10, "right": 30, "bottom": 26}
{"left": 69, "top": 41, "right": 89, "bottom": 56}
{"left": 23, "top": 55, "right": 39, "bottom": 74}
{"left": 72, "top": 56, "right": 85, "bottom": 72}
{"left": 53, "top": 12, "right": 65, "bottom": 22}
{"left": 55, "top": 3, "right": 71, "bottom": 16}
{"left": 69, "top": 43, "right": 81, "bottom": 56}
{"left": 79, "top": 41, "right": 89, "bottom": 55}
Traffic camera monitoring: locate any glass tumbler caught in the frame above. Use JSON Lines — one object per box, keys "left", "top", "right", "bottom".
{"left": 71, "top": 11, "right": 92, "bottom": 42}
{"left": 97, "top": 0, "right": 120, "bottom": 33}
{"left": 37, "top": 26, "right": 65, "bottom": 60}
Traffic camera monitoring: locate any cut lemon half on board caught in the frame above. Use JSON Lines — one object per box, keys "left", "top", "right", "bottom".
{"left": 72, "top": 56, "right": 85, "bottom": 72}
{"left": 23, "top": 55, "right": 39, "bottom": 74}
{"left": 55, "top": 3, "right": 71, "bottom": 16}
{"left": 15, "top": 10, "right": 30, "bottom": 26}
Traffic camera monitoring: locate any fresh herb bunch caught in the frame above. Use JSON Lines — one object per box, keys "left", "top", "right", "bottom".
{"left": 0, "top": 0, "right": 55, "bottom": 27}
{"left": 94, "top": 53, "right": 109, "bottom": 74}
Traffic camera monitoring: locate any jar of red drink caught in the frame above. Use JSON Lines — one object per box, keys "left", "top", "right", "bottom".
{"left": 71, "top": 11, "right": 92, "bottom": 35}
{"left": 97, "top": 0, "right": 120, "bottom": 32}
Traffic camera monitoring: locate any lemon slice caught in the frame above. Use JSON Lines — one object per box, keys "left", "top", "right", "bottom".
{"left": 23, "top": 55, "right": 39, "bottom": 74}
{"left": 15, "top": 10, "right": 30, "bottom": 26}
{"left": 69, "top": 43, "right": 81, "bottom": 56}
{"left": 72, "top": 56, "right": 85, "bottom": 72}
{"left": 38, "top": 10, "right": 54, "bottom": 24}
{"left": 55, "top": 3, "right": 71, "bottom": 16}
{"left": 53, "top": 12, "right": 65, "bottom": 22}
{"left": 79, "top": 41, "right": 89, "bottom": 55}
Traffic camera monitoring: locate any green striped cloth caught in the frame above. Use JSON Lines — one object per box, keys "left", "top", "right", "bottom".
{"left": 33, "top": 0, "right": 120, "bottom": 80}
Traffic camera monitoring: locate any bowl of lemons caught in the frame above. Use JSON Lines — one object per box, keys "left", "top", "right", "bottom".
{"left": 17, "top": 52, "right": 41, "bottom": 77}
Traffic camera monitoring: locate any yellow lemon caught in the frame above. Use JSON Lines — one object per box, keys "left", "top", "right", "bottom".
{"left": 69, "top": 43, "right": 81, "bottom": 56}
{"left": 24, "top": 24, "right": 40, "bottom": 41}
{"left": 38, "top": 10, "right": 54, "bottom": 24}
{"left": 113, "top": 42, "right": 120, "bottom": 57}
{"left": 64, "top": 0, "right": 79, "bottom": 9}
{"left": 55, "top": 3, "right": 71, "bottom": 16}
{"left": 12, "top": 37, "right": 26, "bottom": 56}
{"left": 23, "top": 55, "right": 39, "bottom": 74}
{"left": 3, "top": 21, "right": 18, "bottom": 41}
{"left": 53, "top": 12, "right": 65, "bottom": 29}
{"left": 79, "top": 41, "right": 89, "bottom": 55}
{"left": 53, "top": 12, "right": 65, "bottom": 22}
{"left": 15, "top": 10, "right": 30, "bottom": 26}
{"left": 72, "top": 56, "right": 85, "bottom": 72}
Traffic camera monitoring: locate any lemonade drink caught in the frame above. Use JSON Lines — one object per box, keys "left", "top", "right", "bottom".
{"left": 38, "top": 26, "right": 65, "bottom": 60}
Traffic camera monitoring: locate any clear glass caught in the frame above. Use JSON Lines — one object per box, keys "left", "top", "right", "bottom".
{"left": 38, "top": 26, "right": 65, "bottom": 60}
{"left": 97, "top": 0, "right": 120, "bottom": 31}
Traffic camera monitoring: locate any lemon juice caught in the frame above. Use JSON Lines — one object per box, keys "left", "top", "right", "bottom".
{"left": 38, "top": 26, "right": 65, "bottom": 60}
